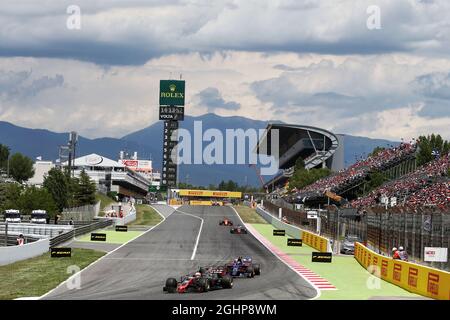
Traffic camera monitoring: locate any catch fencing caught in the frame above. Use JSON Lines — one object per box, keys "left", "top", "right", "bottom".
{"left": 49, "top": 219, "right": 113, "bottom": 247}
{"left": 264, "top": 199, "right": 450, "bottom": 271}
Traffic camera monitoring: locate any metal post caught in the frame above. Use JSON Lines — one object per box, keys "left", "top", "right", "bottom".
{"left": 4, "top": 222, "right": 8, "bottom": 247}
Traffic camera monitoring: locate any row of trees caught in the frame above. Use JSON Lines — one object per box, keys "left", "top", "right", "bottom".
{"left": 288, "top": 158, "right": 331, "bottom": 191}
{"left": 0, "top": 144, "right": 35, "bottom": 183}
{"left": 0, "top": 168, "right": 97, "bottom": 218}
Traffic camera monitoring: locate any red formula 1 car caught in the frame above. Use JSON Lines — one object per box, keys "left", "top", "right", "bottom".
{"left": 163, "top": 267, "right": 233, "bottom": 294}
{"left": 225, "top": 256, "right": 261, "bottom": 278}
{"left": 219, "top": 218, "right": 234, "bottom": 226}
{"left": 230, "top": 225, "right": 247, "bottom": 234}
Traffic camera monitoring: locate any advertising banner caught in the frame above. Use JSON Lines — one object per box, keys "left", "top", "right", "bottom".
{"left": 424, "top": 247, "right": 448, "bottom": 262}
{"left": 160, "top": 80, "right": 185, "bottom": 106}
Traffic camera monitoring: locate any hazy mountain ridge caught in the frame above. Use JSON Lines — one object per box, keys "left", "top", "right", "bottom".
{"left": 0, "top": 114, "right": 398, "bottom": 186}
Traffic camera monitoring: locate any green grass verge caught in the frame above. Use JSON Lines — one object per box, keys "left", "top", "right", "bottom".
{"left": 95, "top": 193, "right": 116, "bottom": 215}
{"left": 250, "top": 223, "right": 422, "bottom": 300}
{"left": 127, "top": 204, "right": 163, "bottom": 226}
{"left": 76, "top": 229, "right": 142, "bottom": 244}
{"left": 234, "top": 205, "right": 268, "bottom": 224}
{"left": 0, "top": 248, "right": 104, "bottom": 300}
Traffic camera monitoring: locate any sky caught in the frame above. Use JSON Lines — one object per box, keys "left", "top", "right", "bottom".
{"left": 0, "top": 0, "right": 449, "bottom": 140}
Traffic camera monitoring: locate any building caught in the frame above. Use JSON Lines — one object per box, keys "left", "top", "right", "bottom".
{"left": 118, "top": 151, "right": 161, "bottom": 186}
{"left": 62, "top": 153, "right": 151, "bottom": 199}
{"left": 28, "top": 161, "right": 55, "bottom": 186}
{"left": 256, "top": 123, "right": 344, "bottom": 192}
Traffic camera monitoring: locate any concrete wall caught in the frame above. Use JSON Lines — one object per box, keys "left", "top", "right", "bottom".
{"left": 1, "top": 223, "right": 74, "bottom": 238}
{"left": 0, "top": 238, "right": 49, "bottom": 266}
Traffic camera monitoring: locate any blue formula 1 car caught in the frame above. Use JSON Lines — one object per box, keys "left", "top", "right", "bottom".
{"left": 224, "top": 256, "right": 261, "bottom": 278}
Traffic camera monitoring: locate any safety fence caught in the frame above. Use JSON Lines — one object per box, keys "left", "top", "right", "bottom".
{"left": 264, "top": 200, "right": 450, "bottom": 271}
{"left": 255, "top": 205, "right": 331, "bottom": 252}
{"left": 50, "top": 219, "right": 113, "bottom": 247}
{"left": 355, "top": 242, "right": 450, "bottom": 300}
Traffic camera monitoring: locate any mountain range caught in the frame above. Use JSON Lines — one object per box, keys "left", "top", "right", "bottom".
{"left": 0, "top": 113, "right": 398, "bottom": 186}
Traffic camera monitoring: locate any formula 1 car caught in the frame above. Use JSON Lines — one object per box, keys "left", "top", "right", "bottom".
{"left": 225, "top": 256, "right": 261, "bottom": 278}
{"left": 230, "top": 225, "right": 247, "bottom": 234}
{"left": 219, "top": 218, "right": 234, "bottom": 226}
{"left": 163, "top": 267, "right": 233, "bottom": 293}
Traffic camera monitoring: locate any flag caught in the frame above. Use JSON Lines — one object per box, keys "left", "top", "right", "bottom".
{"left": 36, "top": 156, "right": 42, "bottom": 161}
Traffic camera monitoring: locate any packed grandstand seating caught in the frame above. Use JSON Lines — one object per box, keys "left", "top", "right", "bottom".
{"left": 406, "top": 182, "right": 449, "bottom": 207}
{"left": 295, "top": 142, "right": 417, "bottom": 198}
{"left": 351, "top": 154, "right": 449, "bottom": 208}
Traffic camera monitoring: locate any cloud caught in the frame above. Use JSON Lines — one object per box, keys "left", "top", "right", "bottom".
{"left": 413, "top": 72, "right": 450, "bottom": 100}
{"left": 0, "top": 70, "right": 63, "bottom": 101}
{"left": 194, "top": 87, "right": 241, "bottom": 111}
{"left": 1, "top": 0, "right": 450, "bottom": 65}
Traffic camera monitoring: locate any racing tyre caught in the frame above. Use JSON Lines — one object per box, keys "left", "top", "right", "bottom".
{"left": 198, "top": 278, "right": 210, "bottom": 292}
{"left": 230, "top": 229, "right": 235, "bottom": 234}
{"left": 247, "top": 267, "right": 255, "bottom": 278}
{"left": 253, "top": 264, "right": 261, "bottom": 275}
{"left": 165, "top": 278, "right": 177, "bottom": 293}
{"left": 221, "top": 275, "right": 233, "bottom": 289}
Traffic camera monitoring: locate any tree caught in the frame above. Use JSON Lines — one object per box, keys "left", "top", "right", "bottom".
{"left": 17, "top": 186, "right": 57, "bottom": 217}
{"left": 8, "top": 153, "right": 35, "bottom": 183}
{"left": 369, "top": 146, "right": 385, "bottom": 157}
{"left": 289, "top": 167, "right": 331, "bottom": 190}
{"left": 294, "top": 157, "right": 305, "bottom": 171}
{"left": 416, "top": 134, "right": 450, "bottom": 166}
{"left": 0, "top": 182, "right": 22, "bottom": 211}
{"left": 43, "top": 168, "right": 70, "bottom": 212}
{"left": 73, "top": 169, "right": 97, "bottom": 206}
{"left": 0, "top": 144, "right": 10, "bottom": 171}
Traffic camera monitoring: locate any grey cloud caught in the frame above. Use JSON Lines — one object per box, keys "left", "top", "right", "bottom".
{"left": 417, "top": 100, "right": 450, "bottom": 118}
{"left": 251, "top": 76, "right": 411, "bottom": 117}
{"left": 195, "top": 87, "right": 241, "bottom": 111}
{"left": 0, "top": 70, "right": 64, "bottom": 101}
{"left": 413, "top": 72, "right": 450, "bottom": 100}
{"left": 0, "top": 0, "right": 449, "bottom": 65}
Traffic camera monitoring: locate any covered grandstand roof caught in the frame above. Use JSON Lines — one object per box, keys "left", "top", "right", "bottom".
{"left": 256, "top": 123, "right": 344, "bottom": 190}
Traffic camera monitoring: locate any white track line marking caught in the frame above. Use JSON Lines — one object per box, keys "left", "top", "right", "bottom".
{"left": 38, "top": 205, "right": 172, "bottom": 300}
{"left": 174, "top": 208, "right": 204, "bottom": 261}
{"left": 230, "top": 206, "right": 321, "bottom": 300}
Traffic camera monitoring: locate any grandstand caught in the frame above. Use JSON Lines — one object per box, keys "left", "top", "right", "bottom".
{"left": 351, "top": 154, "right": 449, "bottom": 209}
{"left": 257, "top": 123, "right": 344, "bottom": 192}
{"left": 294, "top": 142, "right": 417, "bottom": 203}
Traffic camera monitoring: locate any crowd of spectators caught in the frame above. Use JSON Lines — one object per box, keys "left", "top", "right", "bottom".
{"left": 351, "top": 154, "right": 449, "bottom": 208}
{"left": 406, "top": 182, "right": 449, "bottom": 208}
{"left": 295, "top": 142, "right": 416, "bottom": 197}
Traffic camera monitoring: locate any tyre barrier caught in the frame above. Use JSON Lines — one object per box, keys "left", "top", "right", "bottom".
{"left": 354, "top": 242, "right": 450, "bottom": 300}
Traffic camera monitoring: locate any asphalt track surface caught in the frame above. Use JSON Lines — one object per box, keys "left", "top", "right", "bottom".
{"left": 43, "top": 205, "right": 316, "bottom": 300}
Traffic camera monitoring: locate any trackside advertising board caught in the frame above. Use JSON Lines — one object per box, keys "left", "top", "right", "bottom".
{"left": 51, "top": 248, "right": 72, "bottom": 258}
{"left": 160, "top": 80, "right": 185, "bottom": 106}
{"left": 354, "top": 242, "right": 450, "bottom": 300}
{"left": 424, "top": 247, "right": 448, "bottom": 262}
{"left": 302, "top": 230, "right": 329, "bottom": 252}
{"left": 179, "top": 189, "right": 242, "bottom": 198}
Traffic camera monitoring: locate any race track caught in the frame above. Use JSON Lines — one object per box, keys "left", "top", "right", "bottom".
{"left": 43, "top": 205, "right": 316, "bottom": 300}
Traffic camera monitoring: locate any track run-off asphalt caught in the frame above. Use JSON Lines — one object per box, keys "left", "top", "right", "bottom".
{"left": 42, "top": 205, "right": 317, "bottom": 300}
